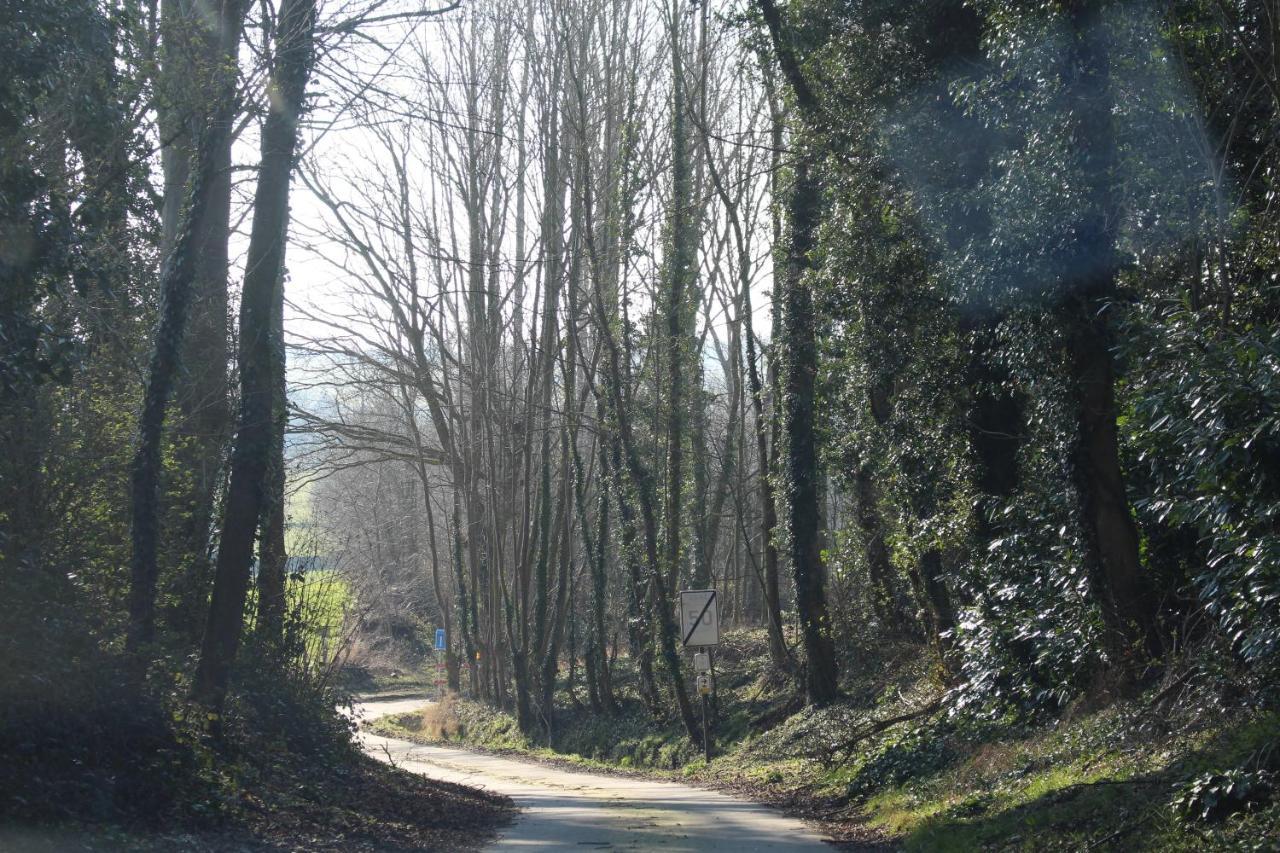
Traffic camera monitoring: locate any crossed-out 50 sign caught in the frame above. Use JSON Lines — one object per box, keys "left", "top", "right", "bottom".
{"left": 679, "top": 589, "right": 719, "bottom": 648}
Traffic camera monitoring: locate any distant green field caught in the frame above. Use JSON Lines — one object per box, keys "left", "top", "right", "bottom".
{"left": 292, "top": 570, "right": 349, "bottom": 654}
{"left": 246, "top": 567, "right": 351, "bottom": 666}
{"left": 284, "top": 480, "right": 324, "bottom": 555}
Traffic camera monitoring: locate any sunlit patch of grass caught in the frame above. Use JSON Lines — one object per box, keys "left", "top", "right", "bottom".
{"left": 246, "top": 569, "right": 351, "bottom": 666}
{"left": 739, "top": 760, "right": 804, "bottom": 786}
{"left": 848, "top": 700, "right": 1280, "bottom": 851}
{"left": 863, "top": 788, "right": 954, "bottom": 837}
{"left": 288, "top": 570, "right": 350, "bottom": 663}
{"left": 867, "top": 763, "right": 1138, "bottom": 851}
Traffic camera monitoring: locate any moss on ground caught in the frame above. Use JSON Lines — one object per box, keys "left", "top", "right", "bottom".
{"left": 853, "top": 706, "right": 1280, "bottom": 851}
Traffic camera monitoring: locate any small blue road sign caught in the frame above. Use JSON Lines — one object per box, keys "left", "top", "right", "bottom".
{"left": 435, "top": 628, "right": 446, "bottom": 650}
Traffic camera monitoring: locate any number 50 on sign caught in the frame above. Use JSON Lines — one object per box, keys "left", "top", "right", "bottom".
{"left": 679, "top": 589, "right": 720, "bottom": 647}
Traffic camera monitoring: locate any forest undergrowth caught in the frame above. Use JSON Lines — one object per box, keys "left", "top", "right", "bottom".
{"left": 371, "top": 629, "right": 1280, "bottom": 851}
{"left": 0, "top": 578, "right": 513, "bottom": 851}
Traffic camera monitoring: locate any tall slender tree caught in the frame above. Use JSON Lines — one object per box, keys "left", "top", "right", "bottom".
{"left": 1057, "top": 0, "right": 1157, "bottom": 673}
{"left": 128, "top": 0, "right": 247, "bottom": 655}
{"left": 756, "top": 0, "right": 839, "bottom": 704}
{"left": 192, "top": 0, "right": 317, "bottom": 709}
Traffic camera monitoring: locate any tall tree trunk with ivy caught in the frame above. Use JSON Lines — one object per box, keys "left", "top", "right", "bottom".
{"left": 155, "top": 0, "right": 238, "bottom": 643}
{"left": 128, "top": 0, "right": 247, "bottom": 656}
{"left": 192, "top": 0, "right": 316, "bottom": 710}
{"left": 757, "top": 0, "right": 840, "bottom": 705}
{"left": 1059, "top": 0, "right": 1157, "bottom": 675}
{"left": 256, "top": 257, "right": 288, "bottom": 646}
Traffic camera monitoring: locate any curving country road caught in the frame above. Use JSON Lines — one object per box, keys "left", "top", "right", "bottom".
{"left": 351, "top": 695, "right": 835, "bottom": 851}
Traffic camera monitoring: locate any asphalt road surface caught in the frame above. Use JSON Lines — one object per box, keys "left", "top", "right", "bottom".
{"left": 351, "top": 695, "right": 834, "bottom": 851}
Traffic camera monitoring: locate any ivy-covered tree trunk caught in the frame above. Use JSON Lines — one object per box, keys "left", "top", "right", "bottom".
{"left": 646, "top": 0, "right": 702, "bottom": 744}
{"left": 155, "top": 0, "right": 237, "bottom": 644}
{"left": 597, "top": 313, "right": 693, "bottom": 733}
{"left": 128, "top": 0, "right": 246, "bottom": 655}
{"left": 605, "top": 440, "right": 660, "bottom": 714}
{"left": 590, "top": 468, "right": 616, "bottom": 712}
{"left": 852, "top": 459, "right": 913, "bottom": 636}
{"left": 255, "top": 258, "right": 288, "bottom": 646}
{"left": 1059, "top": 0, "right": 1157, "bottom": 674}
{"left": 662, "top": 0, "right": 697, "bottom": 597}
{"left": 191, "top": 0, "right": 316, "bottom": 710}
{"left": 690, "top": 377, "right": 712, "bottom": 590}
{"left": 747, "top": 298, "right": 788, "bottom": 670}
{"left": 903, "top": 548, "right": 957, "bottom": 672}
{"left": 758, "top": 0, "right": 840, "bottom": 705}
{"left": 1065, "top": 299, "right": 1156, "bottom": 666}
{"left": 777, "top": 150, "right": 839, "bottom": 704}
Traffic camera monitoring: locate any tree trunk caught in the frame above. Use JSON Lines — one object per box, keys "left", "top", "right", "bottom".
{"left": 1066, "top": 300, "right": 1155, "bottom": 666}
{"left": 1059, "top": 0, "right": 1157, "bottom": 674}
{"left": 757, "top": 2, "right": 839, "bottom": 703}
{"left": 690, "top": 376, "right": 712, "bottom": 589}
{"left": 662, "top": 0, "right": 697, "bottom": 597}
{"left": 453, "top": 496, "right": 479, "bottom": 695}
{"left": 255, "top": 260, "right": 287, "bottom": 646}
{"left": 591, "top": 463, "right": 616, "bottom": 712}
{"left": 190, "top": 0, "right": 316, "bottom": 710}
{"left": 852, "top": 459, "right": 913, "bottom": 636}
{"left": 128, "top": 0, "right": 246, "bottom": 655}
{"left": 779, "top": 214, "right": 841, "bottom": 703}
{"left": 607, "top": 444, "right": 661, "bottom": 714}
{"left": 417, "top": 457, "right": 459, "bottom": 692}
{"left": 156, "top": 0, "right": 236, "bottom": 643}
{"left": 539, "top": 468, "right": 573, "bottom": 741}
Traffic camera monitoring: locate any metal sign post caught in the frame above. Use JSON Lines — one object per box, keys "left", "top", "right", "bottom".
{"left": 696, "top": 672, "right": 712, "bottom": 762}
{"left": 680, "top": 590, "right": 720, "bottom": 763}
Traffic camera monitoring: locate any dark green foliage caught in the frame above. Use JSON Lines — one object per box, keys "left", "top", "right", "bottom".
{"left": 0, "top": 579, "right": 203, "bottom": 827}
{"left": 950, "top": 345, "right": 1105, "bottom": 710}
{"left": 837, "top": 722, "right": 955, "bottom": 798}
{"left": 1173, "top": 768, "right": 1274, "bottom": 824}
{"left": 1124, "top": 302, "right": 1280, "bottom": 664}
{"left": 778, "top": 0, "right": 1280, "bottom": 712}
{"left": 1, "top": 0, "right": 155, "bottom": 583}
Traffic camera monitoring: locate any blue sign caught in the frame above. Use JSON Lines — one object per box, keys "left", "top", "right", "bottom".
{"left": 434, "top": 628, "right": 446, "bottom": 651}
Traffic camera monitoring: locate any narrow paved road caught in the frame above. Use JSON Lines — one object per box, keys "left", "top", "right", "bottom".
{"left": 351, "top": 696, "right": 834, "bottom": 851}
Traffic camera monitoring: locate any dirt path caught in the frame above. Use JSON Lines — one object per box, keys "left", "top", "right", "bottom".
{"left": 352, "top": 696, "right": 835, "bottom": 851}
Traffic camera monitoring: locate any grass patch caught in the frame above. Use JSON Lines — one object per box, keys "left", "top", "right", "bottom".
{"left": 855, "top": 703, "right": 1280, "bottom": 851}
{"left": 372, "top": 692, "right": 531, "bottom": 753}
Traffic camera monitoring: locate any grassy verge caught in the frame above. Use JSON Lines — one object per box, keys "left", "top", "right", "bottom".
{"left": 368, "top": 629, "right": 1280, "bottom": 850}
